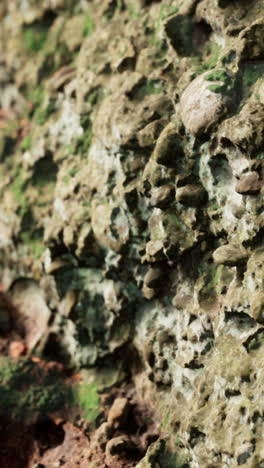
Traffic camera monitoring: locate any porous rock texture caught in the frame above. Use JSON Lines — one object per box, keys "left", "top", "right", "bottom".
{"left": 0, "top": 0, "right": 264, "bottom": 466}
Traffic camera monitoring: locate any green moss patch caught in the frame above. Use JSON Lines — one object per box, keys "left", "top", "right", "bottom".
{"left": 240, "top": 62, "right": 264, "bottom": 99}
{"left": 74, "top": 115, "right": 93, "bottom": 156}
{"left": 206, "top": 69, "right": 234, "bottom": 96}
{"left": 134, "top": 79, "right": 165, "bottom": 99}
{"left": 71, "top": 382, "right": 100, "bottom": 422}
{"left": 0, "top": 357, "right": 71, "bottom": 420}
{"left": 20, "top": 135, "right": 32, "bottom": 151}
{"left": 82, "top": 12, "right": 95, "bottom": 37}
{"left": 10, "top": 166, "right": 29, "bottom": 216}
{"left": 193, "top": 42, "right": 222, "bottom": 74}
{"left": 20, "top": 230, "right": 45, "bottom": 259}
{"left": 23, "top": 26, "right": 48, "bottom": 53}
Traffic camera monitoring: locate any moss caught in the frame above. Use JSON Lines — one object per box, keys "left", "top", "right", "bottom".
{"left": 194, "top": 42, "right": 222, "bottom": 73}
{"left": 74, "top": 116, "right": 93, "bottom": 156}
{"left": 161, "top": 452, "right": 189, "bottom": 468}
{"left": 69, "top": 166, "right": 78, "bottom": 177}
{"left": 34, "top": 98, "right": 56, "bottom": 125}
{"left": 240, "top": 63, "right": 264, "bottom": 99}
{"left": 0, "top": 356, "right": 71, "bottom": 420}
{"left": 206, "top": 70, "right": 234, "bottom": 95}
{"left": 127, "top": 3, "right": 143, "bottom": 19}
{"left": 24, "top": 85, "right": 56, "bottom": 124}
{"left": 221, "top": 49, "right": 236, "bottom": 65}
{"left": 20, "top": 135, "right": 32, "bottom": 151}
{"left": 71, "top": 382, "right": 100, "bottom": 422}
{"left": 10, "top": 167, "right": 29, "bottom": 216}
{"left": 86, "top": 88, "right": 102, "bottom": 107}
{"left": 134, "top": 79, "right": 165, "bottom": 98}
{"left": 63, "top": 175, "right": 71, "bottom": 184}
{"left": 26, "top": 85, "right": 44, "bottom": 108}
{"left": 160, "top": 409, "right": 171, "bottom": 431}
{"left": 206, "top": 69, "right": 228, "bottom": 82}
{"left": 20, "top": 231, "right": 45, "bottom": 259}
{"left": 82, "top": 12, "right": 95, "bottom": 37}
{"left": 23, "top": 26, "right": 48, "bottom": 53}
{"left": 159, "top": 5, "right": 179, "bottom": 21}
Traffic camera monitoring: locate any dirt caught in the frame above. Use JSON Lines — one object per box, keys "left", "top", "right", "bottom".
{"left": 0, "top": 292, "right": 158, "bottom": 468}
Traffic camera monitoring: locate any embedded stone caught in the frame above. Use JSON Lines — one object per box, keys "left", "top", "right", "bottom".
{"left": 180, "top": 69, "right": 232, "bottom": 136}
{"left": 137, "top": 119, "right": 166, "bottom": 148}
{"left": 150, "top": 184, "right": 175, "bottom": 209}
{"left": 145, "top": 240, "right": 165, "bottom": 262}
{"left": 9, "top": 278, "right": 51, "bottom": 350}
{"left": 95, "top": 422, "right": 114, "bottom": 450}
{"left": 239, "top": 18, "right": 264, "bottom": 60}
{"left": 235, "top": 172, "right": 263, "bottom": 194}
{"left": 105, "top": 435, "right": 133, "bottom": 457}
{"left": 144, "top": 267, "right": 164, "bottom": 289}
{"left": 153, "top": 122, "right": 184, "bottom": 168}
{"left": 176, "top": 184, "right": 207, "bottom": 206}
{"left": 142, "top": 284, "right": 156, "bottom": 300}
{"left": 107, "top": 397, "right": 129, "bottom": 428}
{"left": 213, "top": 244, "right": 248, "bottom": 266}
{"left": 219, "top": 102, "right": 264, "bottom": 152}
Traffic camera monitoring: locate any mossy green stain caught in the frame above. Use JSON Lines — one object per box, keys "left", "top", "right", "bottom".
{"left": 23, "top": 27, "right": 48, "bottom": 53}
{"left": 10, "top": 167, "right": 29, "bottom": 216}
{"left": 193, "top": 42, "right": 222, "bottom": 74}
{"left": 71, "top": 382, "right": 100, "bottom": 422}
{"left": 206, "top": 70, "right": 234, "bottom": 96}
{"left": 82, "top": 12, "right": 95, "bottom": 37}
{"left": 74, "top": 118, "right": 93, "bottom": 157}
{"left": 241, "top": 63, "right": 264, "bottom": 99}
{"left": 34, "top": 99, "right": 56, "bottom": 125}
{"left": 0, "top": 357, "right": 72, "bottom": 420}
{"left": 159, "top": 5, "right": 179, "bottom": 21}
{"left": 20, "top": 135, "right": 32, "bottom": 151}
{"left": 20, "top": 231, "right": 45, "bottom": 259}
{"left": 127, "top": 3, "right": 143, "bottom": 19}
{"left": 134, "top": 79, "right": 165, "bottom": 99}
{"left": 69, "top": 166, "right": 78, "bottom": 177}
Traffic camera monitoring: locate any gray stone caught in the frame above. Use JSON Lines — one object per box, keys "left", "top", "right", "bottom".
{"left": 176, "top": 184, "right": 207, "bottom": 206}
{"left": 180, "top": 69, "right": 232, "bottom": 136}
{"left": 150, "top": 184, "right": 175, "bottom": 209}
{"left": 235, "top": 172, "right": 263, "bottom": 194}
{"left": 213, "top": 244, "right": 248, "bottom": 266}
{"left": 153, "top": 123, "right": 184, "bottom": 168}
{"left": 107, "top": 397, "right": 129, "bottom": 428}
{"left": 144, "top": 267, "right": 164, "bottom": 289}
{"left": 95, "top": 422, "right": 114, "bottom": 450}
{"left": 105, "top": 435, "right": 133, "bottom": 457}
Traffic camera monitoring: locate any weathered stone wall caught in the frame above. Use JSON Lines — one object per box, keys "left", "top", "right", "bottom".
{"left": 0, "top": 0, "right": 263, "bottom": 466}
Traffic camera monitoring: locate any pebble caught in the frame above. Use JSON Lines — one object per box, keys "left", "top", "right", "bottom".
{"left": 213, "top": 244, "right": 248, "bottom": 267}
{"left": 180, "top": 70, "right": 231, "bottom": 136}
{"left": 144, "top": 267, "right": 164, "bottom": 289}
{"left": 235, "top": 172, "right": 263, "bottom": 194}
{"left": 8, "top": 340, "right": 26, "bottom": 357}
{"left": 153, "top": 122, "right": 184, "bottom": 167}
{"left": 105, "top": 435, "right": 133, "bottom": 457}
{"left": 107, "top": 397, "right": 129, "bottom": 428}
{"left": 150, "top": 184, "right": 175, "bottom": 209}
{"left": 95, "top": 422, "right": 113, "bottom": 450}
{"left": 176, "top": 184, "right": 207, "bottom": 206}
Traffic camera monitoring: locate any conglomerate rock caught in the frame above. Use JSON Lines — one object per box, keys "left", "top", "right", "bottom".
{"left": 0, "top": 0, "right": 264, "bottom": 466}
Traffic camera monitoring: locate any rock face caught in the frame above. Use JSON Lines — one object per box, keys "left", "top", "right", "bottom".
{"left": 0, "top": 0, "right": 264, "bottom": 466}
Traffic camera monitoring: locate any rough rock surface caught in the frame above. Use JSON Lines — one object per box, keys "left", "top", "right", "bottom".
{"left": 0, "top": 0, "right": 264, "bottom": 466}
